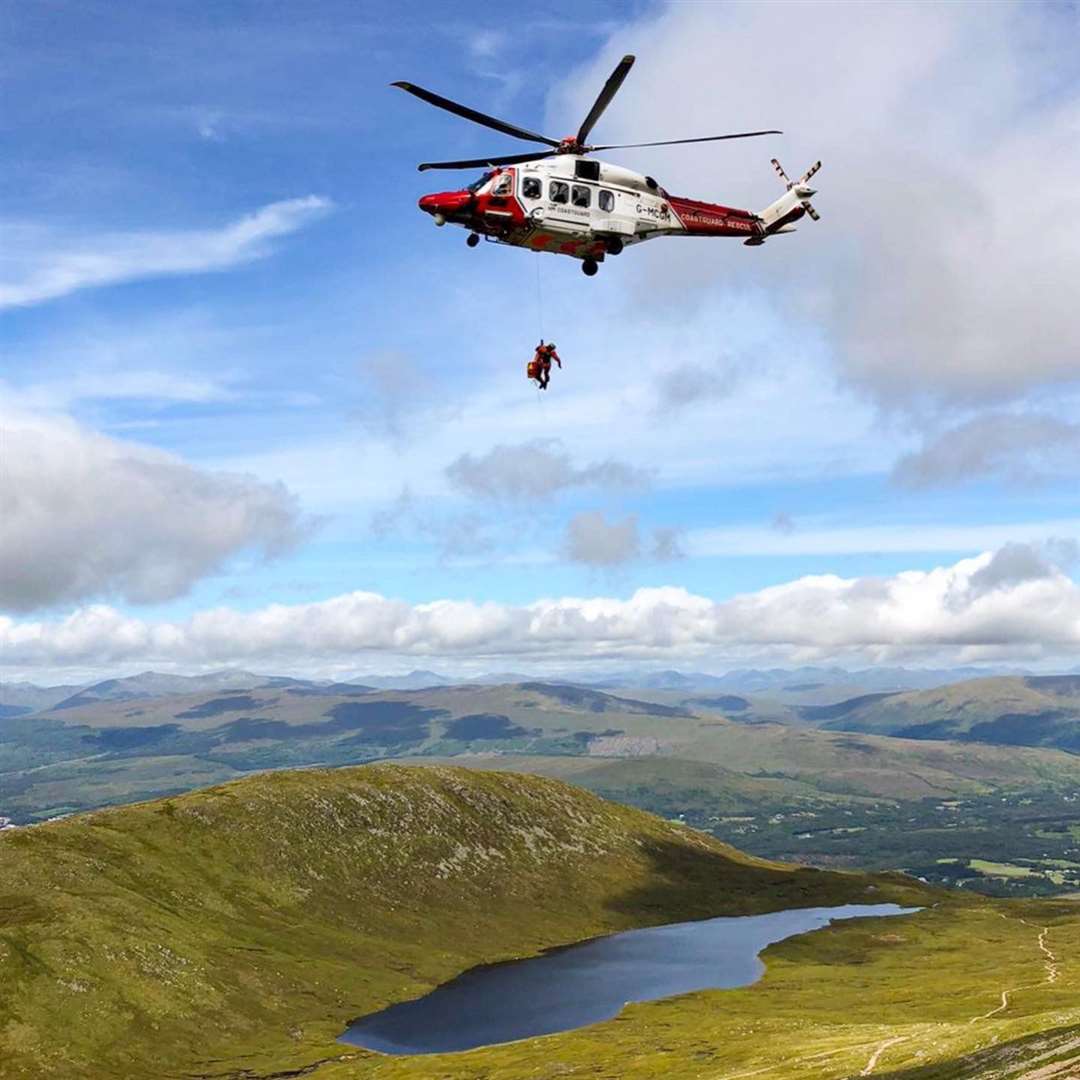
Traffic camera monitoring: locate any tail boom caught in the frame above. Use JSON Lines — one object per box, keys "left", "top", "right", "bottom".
{"left": 666, "top": 194, "right": 759, "bottom": 238}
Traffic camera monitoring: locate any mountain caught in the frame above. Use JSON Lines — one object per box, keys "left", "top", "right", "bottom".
{"left": 46, "top": 669, "right": 281, "bottom": 711}
{"left": 0, "top": 680, "right": 84, "bottom": 716}
{"left": 800, "top": 675, "right": 1080, "bottom": 752}
{"left": 0, "top": 764, "right": 928, "bottom": 1079}
{"left": 349, "top": 669, "right": 454, "bottom": 690}
{"left": 9, "top": 676, "right": 1080, "bottom": 855}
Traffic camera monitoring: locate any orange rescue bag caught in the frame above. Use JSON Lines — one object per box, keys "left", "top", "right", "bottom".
{"left": 526, "top": 359, "right": 541, "bottom": 380}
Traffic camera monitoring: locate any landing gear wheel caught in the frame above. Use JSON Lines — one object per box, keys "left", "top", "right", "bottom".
{"left": 466, "top": 233, "right": 480, "bottom": 248}
{"left": 582, "top": 258, "right": 599, "bottom": 277}
{"left": 604, "top": 237, "right": 623, "bottom": 256}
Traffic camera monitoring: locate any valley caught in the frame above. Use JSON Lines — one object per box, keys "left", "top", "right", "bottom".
{"left": 4, "top": 671, "right": 1080, "bottom": 898}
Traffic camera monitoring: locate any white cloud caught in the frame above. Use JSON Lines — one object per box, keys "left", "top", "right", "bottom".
{"left": 5, "top": 545, "right": 1077, "bottom": 672}
{"left": 0, "top": 407, "right": 311, "bottom": 611}
{"left": 892, "top": 414, "right": 1080, "bottom": 488}
{"left": 564, "top": 511, "right": 640, "bottom": 565}
{"left": 561, "top": 512, "right": 684, "bottom": 567}
{"left": 446, "top": 439, "right": 649, "bottom": 501}
{"left": 686, "top": 519, "right": 1080, "bottom": 558}
{"left": 653, "top": 360, "right": 742, "bottom": 414}
{"left": 551, "top": 2, "right": 1080, "bottom": 407}
{"left": 0, "top": 196, "right": 332, "bottom": 309}
{"left": 13, "top": 370, "right": 232, "bottom": 412}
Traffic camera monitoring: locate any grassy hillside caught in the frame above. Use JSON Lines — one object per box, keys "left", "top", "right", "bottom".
{"left": 801, "top": 675, "right": 1080, "bottom": 751}
{"left": 8, "top": 680, "right": 1080, "bottom": 897}
{"left": 311, "top": 896, "right": 1080, "bottom": 1080}
{"left": 0, "top": 763, "right": 925, "bottom": 1080}
{"left": 3, "top": 764, "right": 1079, "bottom": 1080}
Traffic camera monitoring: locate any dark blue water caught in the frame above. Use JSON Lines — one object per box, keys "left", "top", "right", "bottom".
{"left": 341, "top": 903, "right": 918, "bottom": 1055}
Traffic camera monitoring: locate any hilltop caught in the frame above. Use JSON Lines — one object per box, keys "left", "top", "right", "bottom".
{"left": 798, "top": 675, "right": 1080, "bottom": 751}
{"left": 0, "top": 764, "right": 923, "bottom": 1079}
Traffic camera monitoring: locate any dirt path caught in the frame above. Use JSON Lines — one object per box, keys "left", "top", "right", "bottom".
{"left": 969, "top": 916, "right": 1056, "bottom": 1024}
{"left": 1029, "top": 921, "right": 1059, "bottom": 984}
{"left": 859, "top": 1035, "right": 910, "bottom": 1075}
{"left": 970, "top": 987, "right": 1014, "bottom": 1023}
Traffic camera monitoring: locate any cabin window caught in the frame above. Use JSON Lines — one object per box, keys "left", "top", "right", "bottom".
{"left": 598, "top": 189, "right": 615, "bottom": 212}
{"left": 467, "top": 171, "right": 495, "bottom": 193}
{"left": 549, "top": 181, "right": 569, "bottom": 205}
{"left": 571, "top": 184, "right": 591, "bottom": 208}
{"left": 522, "top": 176, "right": 542, "bottom": 200}
{"left": 492, "top": 172, "right": 513, "bottom": 196}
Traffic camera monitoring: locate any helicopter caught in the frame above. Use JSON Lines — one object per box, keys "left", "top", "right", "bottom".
{"left": 393, "top": 55, "right": 821, "bottom": 276}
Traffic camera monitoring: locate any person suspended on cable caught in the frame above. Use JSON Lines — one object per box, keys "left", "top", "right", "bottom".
{"left": 528, "top": 341, "right": 561, "bottom": 390}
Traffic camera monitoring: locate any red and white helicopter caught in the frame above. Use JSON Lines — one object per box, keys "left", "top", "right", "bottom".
{"left": 394, "top": 55, "right": 821, "bottom": 276}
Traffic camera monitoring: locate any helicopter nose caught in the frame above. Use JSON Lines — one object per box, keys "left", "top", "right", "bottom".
{"left": 418, "top": 191, "right": 471, "bottom": 216}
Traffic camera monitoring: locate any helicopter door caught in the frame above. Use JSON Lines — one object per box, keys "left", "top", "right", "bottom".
{"left": 483, "top": 170, "right": 517, "bottom": 227}
{"left": 547, "top": 180, "right": 583, "bottom": 232}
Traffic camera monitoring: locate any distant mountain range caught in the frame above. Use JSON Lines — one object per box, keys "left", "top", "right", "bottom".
{"left": 3, "top": 663, "right": 1042, "bottom": 715}
{"left": 797, "top": 675, "right": 1080, "bottom": 752}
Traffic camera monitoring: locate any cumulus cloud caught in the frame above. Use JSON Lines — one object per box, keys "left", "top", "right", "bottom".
{"left": 553, "top": 2, "right": 1080, "bottom": 406}
{"left": 967, "top": 540, "right": 1077, "bottom": 599}
{"left": 654, "top": 360, "right": 741, "bottom": 414}
{"left": 3, "top": 545, "right": 1079, "bottom": 671}
{"left": 564, "top": 511, "right": 640, "bottom": 566}
{"left": 0, "top": 196, "right": 332, "bottom": 309}
{"left": 446, "top": 439, "right": 649, "bottom": 501}
{"left": 0, "top": 409, "right": 311, "bottom": 611}
{"left": 650, "top": 526, "right": 684, "bottom": 562}
{"left": 892, "top": 414, "right": 1080, "bottom": 488}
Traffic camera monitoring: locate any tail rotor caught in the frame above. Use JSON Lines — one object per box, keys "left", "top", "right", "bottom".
{"left": 772, "top": 157, "right": 822, "bottom": 221}
{"left": 749, "top": 159, "right": 823, "bottom": 244}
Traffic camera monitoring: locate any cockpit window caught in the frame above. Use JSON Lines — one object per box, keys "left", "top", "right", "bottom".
{"left": 522, "top": 176, "right": 542, "bottom": 200}
{"left": 467, "top": 171, "right": 495, "bottom": 193}
{"left": 491, "top": 172, "right": 513, "bottom": 196}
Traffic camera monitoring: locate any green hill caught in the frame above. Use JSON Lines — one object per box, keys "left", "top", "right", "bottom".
{"left": 3, "top": 764, "right": 1080, "bottom": 1080}
{"left": 9, "top": 680, "right": 1080, "bottom": 898}
{"left": 0, "top": 763, "right": 925, "bottom": 1079}
{"left": 801, "top": 675, "right": 1080, "bottom": 751}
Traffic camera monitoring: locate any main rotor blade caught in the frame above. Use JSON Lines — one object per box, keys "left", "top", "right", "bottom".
{"left": 576, "top": 54, "right": 635, "bottom": 146}
{"left": 417, "top": 150, "right": 558, "bottom": 172}
{"left": 590, "top": 129, "right": 782, "bottom": 151}
{"left": 392, "top": 81, "right": 560, "bottom": 148}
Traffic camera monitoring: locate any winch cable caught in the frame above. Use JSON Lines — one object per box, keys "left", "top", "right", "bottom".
{"left": 534, "top": 255, "right": 545, "bottom": 400}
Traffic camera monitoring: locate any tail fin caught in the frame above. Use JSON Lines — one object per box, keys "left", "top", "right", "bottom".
{"left": 747, "top": 159, "right": 822, "bottom": 245}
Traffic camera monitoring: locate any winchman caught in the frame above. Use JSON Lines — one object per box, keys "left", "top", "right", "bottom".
{"left": 527, "top": 341, "right": 561, "bottom": 390}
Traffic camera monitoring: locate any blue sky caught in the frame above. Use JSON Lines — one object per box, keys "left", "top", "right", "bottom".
{"left": 3, "top": 1, "right": 1079, "bottom": 680}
